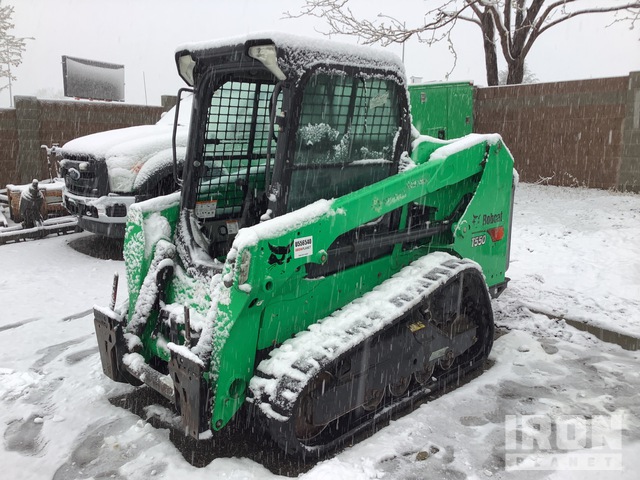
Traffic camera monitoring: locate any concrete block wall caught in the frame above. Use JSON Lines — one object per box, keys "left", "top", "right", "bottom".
{"left": 15, "top": 96, "right": 44, "bottom": 183}
{"left": 620, "top": 72, "right": 640, "bottom": 192}
{"left": 0, "top": 108, "right": 19, "bottom": 185}
{"left": 2, "top": 81, "right": 639, "bottom": 192}
{"left": 1, "top": 97, "right": 167, "bottom": 187}
{"left": 474, "top": 75, "right": 638, "bottom": 191}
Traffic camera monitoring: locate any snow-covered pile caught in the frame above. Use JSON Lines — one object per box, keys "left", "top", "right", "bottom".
{"left": 499, "top": 183, "right": 640, "bottom": 338}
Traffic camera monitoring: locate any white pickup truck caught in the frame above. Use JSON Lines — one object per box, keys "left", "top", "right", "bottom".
{"left": 56, "top": 96, "right": 191, "bottom": 237}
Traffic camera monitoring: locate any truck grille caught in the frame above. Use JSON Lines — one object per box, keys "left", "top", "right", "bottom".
{"left": 60, "top": 158, "right": 110, "bottom": 197}
{"left": 65, "top": 198, "right": 98, "bottom": 218}
{"left": 106, "top": 204, "right": 127, "bottom": 217}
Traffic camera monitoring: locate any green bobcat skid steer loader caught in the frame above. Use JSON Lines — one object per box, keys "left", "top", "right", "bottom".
{"left": 94, "top": 33, "right": 515, "bottom": 456}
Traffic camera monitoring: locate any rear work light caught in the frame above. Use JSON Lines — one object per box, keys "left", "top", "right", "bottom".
{"left": 487, "top": 226, "right": 505, "bottom": 242}
{"left": 248, "top": 44, "right": 286, "bottom": 81}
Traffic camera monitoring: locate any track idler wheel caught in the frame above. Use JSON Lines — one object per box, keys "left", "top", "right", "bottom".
{"left": 362, "top": 388, "right": 384, "bottom": 411}
{"left": 438, "top": 350, "right": 456, "bottom": 370}
{"left": 413, "top": 363, "right": 435, "bottom": 385}
{"left": 388, "top": 376, "right": 410, "bottom": 396}
{"left": 294, "top": 372, "right": 332, "bottom": 441}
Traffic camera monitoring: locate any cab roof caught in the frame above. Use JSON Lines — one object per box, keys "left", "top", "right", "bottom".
{"left": 175, "top": 31, "right": 406, "bottom": 86}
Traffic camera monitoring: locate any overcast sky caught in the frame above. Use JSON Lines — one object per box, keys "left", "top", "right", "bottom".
{"left": 3, "top": 0, "right": 640, "bottom": 108}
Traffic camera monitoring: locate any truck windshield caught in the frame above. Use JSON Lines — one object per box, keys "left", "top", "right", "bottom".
{"left": 288, "top": 73, "right": 401, "bottom": 212}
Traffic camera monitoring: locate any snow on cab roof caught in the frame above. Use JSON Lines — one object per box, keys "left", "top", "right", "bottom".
{"left": 176, "top": 31, "right": 406, "bottom": 79}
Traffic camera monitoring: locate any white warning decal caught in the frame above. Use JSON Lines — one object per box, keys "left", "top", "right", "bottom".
{"left": 293, "top": 236, "right": 313, "bottom": 259}
{"left": 195, "top": 200, "right": 217, "bottom": 219}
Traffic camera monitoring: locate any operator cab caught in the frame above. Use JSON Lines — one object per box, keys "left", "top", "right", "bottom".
{"left": 173, "top": 33, "right": 411, "bottom": 272}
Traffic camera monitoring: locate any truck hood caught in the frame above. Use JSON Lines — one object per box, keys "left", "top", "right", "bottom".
{"left": 59, "top": 95, "right": 192, "bottom": 193}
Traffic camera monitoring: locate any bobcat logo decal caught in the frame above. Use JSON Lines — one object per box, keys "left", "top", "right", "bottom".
{"left": 268, "top": 241, "right": 293, "bottom": 265}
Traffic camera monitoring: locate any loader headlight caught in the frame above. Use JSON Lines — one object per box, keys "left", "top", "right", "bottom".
{"left": 177, "top": 52, "right": 196, "bottom": 86}
{"left": 238, "top": 250, "right": 251, "bottom": 286}
{"left": 248, "top": 44, "right": 286, "bottom": 81}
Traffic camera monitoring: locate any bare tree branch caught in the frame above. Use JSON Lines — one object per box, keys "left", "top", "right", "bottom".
{"left": 537, "top": 4, "right": 640, "bottom": 37}
{"left": 286, "top": 1, "right": 640, "bottom": 86}
{"left": 0, "top": 2, "right": 30, "bottom": 94}
{"left": 453, "top": 14, "right": 483, "bottom": 28}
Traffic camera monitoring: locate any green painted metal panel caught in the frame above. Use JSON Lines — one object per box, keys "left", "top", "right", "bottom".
{"left": 409, "top": 81, "right": 474, "bottom": 139}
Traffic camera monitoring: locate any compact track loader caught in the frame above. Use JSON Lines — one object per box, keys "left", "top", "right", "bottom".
{"left": 94, "top": 33, "right": 515, "bottom": 456}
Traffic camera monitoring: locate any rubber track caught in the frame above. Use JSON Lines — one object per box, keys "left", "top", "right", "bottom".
{"left": 249, "top": 252, "right": 493, "bottom": 456}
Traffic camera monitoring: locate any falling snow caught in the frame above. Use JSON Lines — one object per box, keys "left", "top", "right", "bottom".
{"left": 0, "top": 183, "right": 639, "bottom": 479}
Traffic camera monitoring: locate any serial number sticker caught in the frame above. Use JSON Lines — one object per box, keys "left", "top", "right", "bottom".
{"left": 472, "top": 234, "right": 487, "bottom": 247}
{"left": 195, "top": 200, "right": 217, "bottom": 219}
{"left": 293, "top": 236, "right": 313, "bottom": 259}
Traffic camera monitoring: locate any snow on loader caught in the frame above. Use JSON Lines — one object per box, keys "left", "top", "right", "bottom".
{"left": 94, "top": 33, "right": 515, "bottom": 456}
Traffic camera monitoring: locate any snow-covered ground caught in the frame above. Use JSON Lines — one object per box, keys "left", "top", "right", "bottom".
{"left": 0, "top": 183, "right": 639, "bottom": 480}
